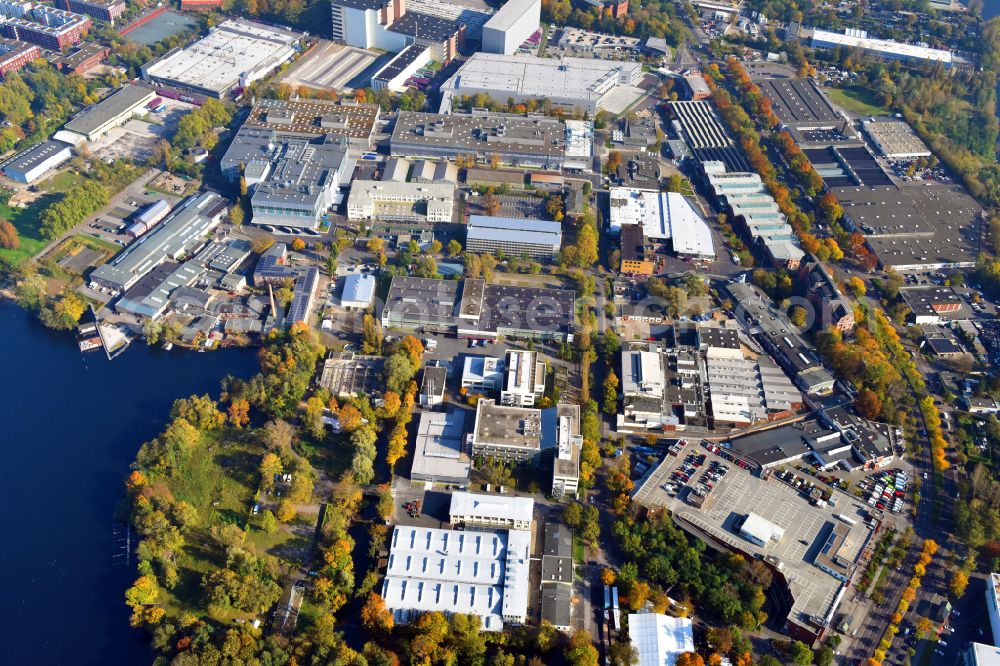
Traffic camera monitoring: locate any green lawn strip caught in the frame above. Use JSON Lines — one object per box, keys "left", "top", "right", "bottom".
{"left": 828, "top": 86, "right": 889, "bottom": 116}
{"left": 0, "top": 196, "right": 57, "bottom": 266}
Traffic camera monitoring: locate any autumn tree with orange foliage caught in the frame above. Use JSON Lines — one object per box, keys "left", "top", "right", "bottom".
{"left": 228, "top": 398, "right": 250, "bottom": 428}
{"left": 676, "top": 653, "right": 706, "bottom": 666}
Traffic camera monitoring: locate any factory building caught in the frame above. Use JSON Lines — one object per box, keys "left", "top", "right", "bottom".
{"left": 1, "top": 139, "right": 72, "bottom": 183}
{"left": 439, "top": 52, "right": 642, "bottom": 115}
{"left": 465, "top": 215, "right": 562, "bottom": 260}
{"left": 220, "top": 127, "right": 350, "bottom": 229}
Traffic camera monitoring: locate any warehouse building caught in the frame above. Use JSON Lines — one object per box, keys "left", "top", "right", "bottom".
{"left": 62, "top": 84, "right": 155, "bottom": 142}
{"left": 811, "top": 27, "right": 952, "bottom": 66}
{"left": 439, "top": 52, "right": 642, "bottom": 115}
{"left": 90, "top": 193, "right": 228, "bottom": 293}
{"left": 339, "top": 273, "right": 376, "bottom": 310}
{"left": 465, "top": 215, "right": 562, "bottom": 260}
{"left": 221, "top": 127, "right": 350, "bottom": 229}
{"left": 346, "top": 180, "right": 455, "bottom": 225}
{"left": 757, "top": 77, "right": 844, "bottom": 131}
{"left": 628, "top": 613, "right": 694, "bottom": 666}
{"left": 382, "top": 524, "right": 530, "bottom": 630}
{"left": 899, "top": 286, "right": 963, "bottom": 325}
{"left": 409, "top": 409, "right": 470, "bottom": 485}
{"left": 392, "top": 111, "right": 586, "bottom": 170}
{"left": 142, "top": 19, "right": 303, "bottom": 98}
{"left": 242, "top": 97, "right": 381, "bottom": 149}
{"left": 608, "top": 188, "right": 715, "bottom": 260}
{"left": 1, "top": 139, "right": 72, "bottom": 183}
{"left": 861, "top": 118, "right": 931, "bottom": 159}
{"left": 739, "top": 512, "right": 785, "bottom": 547}
{"left": 317, "top": 353, "right": 385, "bottom": 397}
{"left": 669, "top": 100, "right": 750, "bottom": 172}
{"left": 380, "top": 276, "right": 575, "bottom": 342}
{"left": 371, "top": 43, "right": 430, "bottom": 93}
{"left": 481, "top": 0, "right": 539, "bottom": 55}
{"left": 832, "top": 183, "right": 981, "bottom": 271}
{"left": 540, "top": 523, "right": 573, "bottom": 631}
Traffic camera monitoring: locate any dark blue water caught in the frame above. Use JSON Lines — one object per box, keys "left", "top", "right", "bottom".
{"left": 0, "top": 301, "right": 258, "bottom": 665}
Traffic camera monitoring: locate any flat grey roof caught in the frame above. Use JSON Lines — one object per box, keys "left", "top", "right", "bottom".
{"left": 392, "top": 111, "right": 568, "bottom": 158}
{"left": 64, "top": 84, "right": 154, "bottom": 137}
{"left": 466, "top": 215, "right": 562, "bottom": 247}
{"left": 1, "top": 139, "right": 72, "bottom": 174}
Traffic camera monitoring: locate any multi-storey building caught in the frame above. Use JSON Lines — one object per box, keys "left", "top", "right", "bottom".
{"left": 59, "top": 0, "right": 124, "bottom": 24}
{"left": 0, "top": 37, "right": 37, "bottom": 76}
{"left": 500, "top": 349, "right": 546, "bottom": 407}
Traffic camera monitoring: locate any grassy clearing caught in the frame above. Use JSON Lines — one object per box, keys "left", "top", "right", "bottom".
{"left": 43, "top": 170, "right": 86, "bottom": 194}
{"left": 0, "top": 195, "right": 57, "bottom": 267}
{"left": 170, "top": 432, "right": 260, "bottom": 530}
{"left": 573, "top": 535, "right": 585, "bottom": 564}
{"left": 828, "top": 86, "right": 889, "bottom": 117}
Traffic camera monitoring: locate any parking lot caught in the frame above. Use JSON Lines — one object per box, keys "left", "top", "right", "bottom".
{"left": 465, "top": 192, "right": 546, "bottom": 220}
{"left": 634, "top": 441, "right": 879, "bottom": 634}
{"left": 276, "top": 41, "right": 384, "bottom": 91}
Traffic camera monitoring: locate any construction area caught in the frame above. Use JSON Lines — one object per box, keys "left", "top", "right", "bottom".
{"left": 275, "top": 41, "right": 384, "bottom": 92}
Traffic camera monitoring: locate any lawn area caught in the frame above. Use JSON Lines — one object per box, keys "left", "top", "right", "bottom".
{"left": 573, "top": 535, "right": 585, "bottom": 564}
{"left": 828, "top": 86, "right": 890, "bottom": 117}
{"left": 169, "top": 431, "right": 260, "bottom": 530}
{"left": 0, "top": 195, "right": 57, "bottom": 267}
{"left": 43, "top": 170, "right": 86, "bottom": 194}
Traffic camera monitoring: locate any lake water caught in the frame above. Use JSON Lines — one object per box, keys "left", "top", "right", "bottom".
{"left": 0, "top": 301, "right": 259, "bottom": 665}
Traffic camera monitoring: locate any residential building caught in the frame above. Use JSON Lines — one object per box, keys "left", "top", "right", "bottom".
{"left": 51, "top": 41, "right": 106, "bottom": 74}
{"left": 462, "top": 355, "right": 504, "bottom": 393}
{"left": 800, "top": 255, "right": 855, "bottom": 332}
{"left": 465, "top": 215, "right": 562, "bottom": 260}
{"left": 628, "top": 613, "right": 694, "bottom": 666}
{"left": 410, "top": 409, "right": 470, "bottom": 485}
{"left": 91, "top": 193, "right": 228, "bottom": 293}
{"left": 381, "top": 525, "right": 530, "bottom": 630}
{"left": 58, "top": 0, "right": 124, "bottom": 24}
{"left": 965, "top": 643, "right": 1000, "bottom": 666}
{"left": 419, "top": 365, "right": 447, "bottom": 406}
{"left": 1, "top": 139, "right": 72, "bottom": 183}
{"left": 63, "top": 84, "right": 154, "bottom": 142}
{"left": 439, "top": 52, "right": 642, "bottom": 115}
{"left": 220, "top": 127, "right": 350, "bottom": 229}
{"left": 340, "top": 273, "right": 375, "bottom": 310}
{"left": 0, "top": 37, "right": 38, "bottom": 76}
{"left": 0, "top": 4, "right": 91, "bottom": 50}
{"left": 449, "top": 491, "right": 534, "bottom": 530}
{"left": 500, "top": 349, "right": 546, "bottom": 407}
{"left": 964, "top": 396, "right": 1000, "bottom": 415}
{"left": 481, "top": 0, "right": 540, "bottom": 55}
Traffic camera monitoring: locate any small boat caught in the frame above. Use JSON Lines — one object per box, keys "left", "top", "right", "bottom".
{"left": 163, "top": 342, "right": 173, "bottom": 351}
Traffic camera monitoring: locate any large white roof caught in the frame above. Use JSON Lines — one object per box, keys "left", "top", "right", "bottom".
{"left": 608, "top": 188, "right": 714, "bottom": 257}
{"left": 811, "top": 28, "right": 952, "bottom": 64}
{"left": 664, "top": 192, "right": 714, "bottom": 258}
{"left": 628, "top": 613, "right": 694, "bottom": 666}
{"left": 381, "top": 525, "right": 530, "bottom": 630}
{"left": 741, "top": 512, "right": 785, "bottom": 544}
{"left": 449, "top": 491, "right": 534, "bottom": 523}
